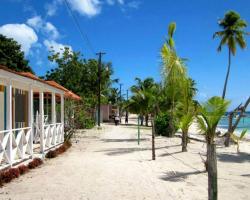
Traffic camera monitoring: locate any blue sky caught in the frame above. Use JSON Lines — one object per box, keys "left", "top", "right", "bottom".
{"left": 0, "top": 0, "right": 249, "bottom": 109}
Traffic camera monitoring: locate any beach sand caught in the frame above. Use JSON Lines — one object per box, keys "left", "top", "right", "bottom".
{"left": 0, "top": 120, "right": 249, "bottom": 200}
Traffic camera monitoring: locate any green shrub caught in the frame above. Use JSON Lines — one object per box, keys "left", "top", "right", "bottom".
{"left": 74, "top": 109, "right": 95, "bottom": 129}
{"left": 154, "top": 112, "right": 178, "bottom": 137}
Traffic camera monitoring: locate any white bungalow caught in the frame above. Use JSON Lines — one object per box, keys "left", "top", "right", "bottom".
{"left": 0, "top": 65, "right": 80, "bottom": 169}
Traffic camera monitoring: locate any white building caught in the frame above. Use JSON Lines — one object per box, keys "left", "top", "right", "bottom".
{"left": 0, "top": 65, "right": 80, "bottom": 169}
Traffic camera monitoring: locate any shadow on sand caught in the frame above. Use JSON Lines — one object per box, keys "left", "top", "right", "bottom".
{"left": 160, "top": 170, "right": 205, "bottom": 182}
{"left": 217, "top": 152, "right": 250, "bottom": 163}
{"left": 158, "top": 150, "right": 182, "bottom": 157}
{"left": 96, "top": 146, "right": 169, "bottom": 156}
{"left": 101, "top": 138, "right": 149, "bottom": 143}
{"left": 241, "top": 174, "right": 250, "bottom": 177}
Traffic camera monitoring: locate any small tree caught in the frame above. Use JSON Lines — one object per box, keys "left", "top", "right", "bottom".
{"left": 177, "top": 79, "right": 196, "bottom": 152}
{"left": 0, "top": 34, "right": 32, "bottom": 73}
{"left": 197, "top": 96, "right": 230, "bottom": 200}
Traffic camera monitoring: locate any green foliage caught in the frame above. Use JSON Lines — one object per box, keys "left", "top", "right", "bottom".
{"left": 43, "top": 47, "right": 116, "bottom": 128}
{"left": 154, "top": 112, "right": 178, "bottom": 137}
{"left": 74, "top": 108, "right": 95, "bottom": 129}
{"left": 43, "top": 47, "right": 114, "bottom": 107}
{"left": 214, "top": 10, "right": 248, "bottom": 55}
{"left": 127, "top": 77, "right": 157, "bottom": 116}
{"left": 196, "top": 96, "right": 230, "bottom": 144}
{"left": 177, "top": 78, "right": 197, "bottom": 134}
{"left": 231, "top": 129, "right": 248, "bottom": 153}
{"left": 0, "top": 34, "right": 32, "bottom": 73}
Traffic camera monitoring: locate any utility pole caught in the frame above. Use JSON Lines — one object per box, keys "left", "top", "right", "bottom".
{"left": 119, "top": 83, "right": 122, "bottom": 101}
{"left": 119, "top": 83, "right": 122, "bottom": 123}
{"left": 126, "top": 89, "right": 128, "bottom": 101}
{"left": 96, "top": 52, "right": 106, "bottom": 127}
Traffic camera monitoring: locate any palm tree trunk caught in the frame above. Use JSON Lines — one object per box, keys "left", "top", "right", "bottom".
{"left": 224, "top": 113, "right": 233, "bottom": 147}
{"left": 225, "top": 97, "right": 250, "bottom": 147}
{"left": 152, "top": 117, "right": 156, "bottom": 160}
{"left": 207, "top": 143, "right": 218, "bottom": 200}
{"left": 222, "top": 48, "right": 231, "bottom": 100}
{"left": 182, "top": 131, "right": 188, "bottom": 152}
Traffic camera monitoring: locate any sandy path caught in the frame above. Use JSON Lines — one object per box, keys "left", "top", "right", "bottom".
{"left": 0, "top": 122, "right": 250, "bottom": 200}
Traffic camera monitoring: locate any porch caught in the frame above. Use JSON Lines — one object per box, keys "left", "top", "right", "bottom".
{"left": 0, "top": 66, "right": 65, "bottom": 169}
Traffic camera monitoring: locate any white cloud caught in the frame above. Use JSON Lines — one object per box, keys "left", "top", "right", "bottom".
{"left": 44, "top": 22, "right": 59, "bottom": 39}
{"left": 127, "top": 1, "right": 140, "bottom": 9}
{"left": 68, "top": 0, "right": 101, "bottom": 17}
{"left": 27, "top": 16, "right": 43, "bottom": 30}
{"left": 27, "top": 16, "right": 59, "bottom": 40}
{"left": 117, "top": 0, "right": 124, "bottom": 5}
{"left": 0, "top": 23, "right": 38, "bottom": 54}
{"left": 45, "top": 0, "right": 62, "bottom": 16}
{"left": 46, "top": 0, "right": 140, "bottom": 18}
{"left": 43, "top": 39, "right": 72, "bottom": 55}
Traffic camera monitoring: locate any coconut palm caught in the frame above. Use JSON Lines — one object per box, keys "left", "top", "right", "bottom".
{"left": 130, "top": 77, "right": 155, "bottom": 126}
{"left": 196, "top": 96, "right": 230, "bottom": 200}
{"left": 177, "top": 79, "right": 196, "bottom": 152}
{"left": 146, "top": 83, "right": 163, "bottom": 160}
{"left": 161, "top": 22, "right": 187, "bottom": 137}
{"left": 213, "top": 10, "right": 248, "bottom": 99}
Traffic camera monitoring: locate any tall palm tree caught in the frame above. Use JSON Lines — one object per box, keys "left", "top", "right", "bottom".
{"left": 161, "top": 22, "right": 187, "bottom": 137}
{"left": 197, "top": 97, "right": 230, "bottom": 200}
{"left": 213, "top": 10, "right": 248, "bottom": 99}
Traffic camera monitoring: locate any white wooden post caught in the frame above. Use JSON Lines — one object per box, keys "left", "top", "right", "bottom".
{"left": 28, "top": 86, "right": 33, "bottom": 157}
{"left": 52, "top": 92, "right": 56, "bottom": 124}
{"left": 39, "top": 91, "right": 44, "bottom": 153}
{"left": 6, "top": 82, "right": 13, "bottom": 165}
{"left": 60, "top": 94, "right": 64, "bottom": 142}
{"left": 51, "top": 92, "right": 56, "bottom": 145}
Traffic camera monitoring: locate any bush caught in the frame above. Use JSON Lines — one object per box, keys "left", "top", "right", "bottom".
{"left": 45, "top": 142, "right": 72, "bottom": 159}
{"left": 0, "top": 168, "right": 20, "bottom": 184}
{"left": 154, "top": 112, "right": 178, "bottom": 137}
{"left": 18, "top": 165, "right": 29, "bottom": 175}
{"left": 46, "top": 150, "right": 58, "bottom": 158}
{"left": 8, "top": 168, "right": 20, "bottom": 178}
{"left": 28, "top": 158, "right": 43, "bottom": 169}
{"left": 0, "top": 170, "right": 13, "bottom": 183}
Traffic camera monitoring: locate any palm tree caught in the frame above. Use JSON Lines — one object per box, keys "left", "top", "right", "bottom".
{"left": 213, "top": 10, "right": 248, "bottom": 99}
{"left": 177, "top": 79, "right": 196, "bottom": 152}
{"left": 161, "top": 22, "right": 188, "bottom": 137}
{"left": 130, "top": 77, "right": 155, "bottom": 126}
{"left": 197, "top": 97, "right": 230, "bottom": 200}
{"left": 146, "top": 83, "right": 163, "bottom": 160}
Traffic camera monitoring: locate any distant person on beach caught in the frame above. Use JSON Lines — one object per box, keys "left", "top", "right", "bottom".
{"left": 125, "top": 113, "right": 128, "bottom": 125}
{"left": 114, "top": 114, "right": 120, "bottom": 126}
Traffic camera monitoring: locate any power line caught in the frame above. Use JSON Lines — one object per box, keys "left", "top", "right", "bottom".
{"left": 63, "top": 0, "right": 96, "bottom": 55}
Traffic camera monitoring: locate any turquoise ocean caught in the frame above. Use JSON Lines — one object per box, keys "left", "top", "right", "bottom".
{"left": 218, "top": 112, "right": 250, "bottom": 138}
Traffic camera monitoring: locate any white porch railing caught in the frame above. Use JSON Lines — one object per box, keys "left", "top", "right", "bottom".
{"left": 0, "top": 127, "right": 33, "bottom": 166}
{"left": 43, "top": 123, "right": 64, "bottom": 151}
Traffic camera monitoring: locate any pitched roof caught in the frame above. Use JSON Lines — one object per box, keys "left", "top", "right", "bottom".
{"left": 46, "top": 81, "right": 81, "bottom": 101}
{"left": 0, "top": 65, "right": 81, "bottom": 101}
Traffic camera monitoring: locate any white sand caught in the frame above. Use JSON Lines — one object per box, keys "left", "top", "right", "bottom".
{"left": 0, "top": 120, "right": 250, "bottom": 200}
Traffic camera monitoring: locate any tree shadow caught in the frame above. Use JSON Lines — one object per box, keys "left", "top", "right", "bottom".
{"left": 160, "top": 170, "right": 205, "bottom": 182}
{"left": 101, "top": 138, "right": 149, "bottom": 143}
{"left": 241, "top": 174, "right": 250, "bottom": 177}
{"left": 217, "top": 152, "right": 250, "bottom": 163}
{"left": 96, "top": 146, "right": 169, "bottom": 156}
{"left": 159, "top": 151, "right": 182, "bottom": 157}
